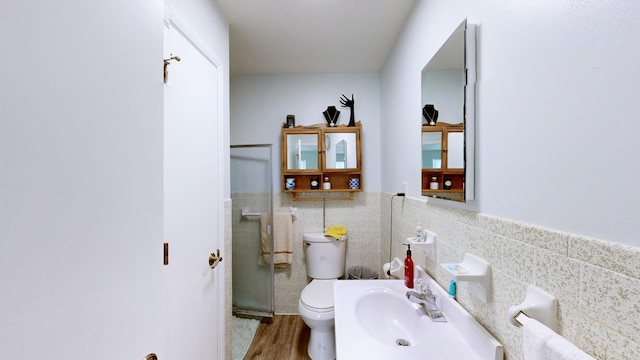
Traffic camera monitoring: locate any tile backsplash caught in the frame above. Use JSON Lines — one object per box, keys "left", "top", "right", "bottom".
{"left": 387, "top": 194, "right": 640, "bottom": 360}
{"left": 227, "top": 192, "right": 639, "bottom": 360}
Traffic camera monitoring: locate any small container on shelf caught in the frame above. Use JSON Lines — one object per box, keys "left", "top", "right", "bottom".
{"left": 430, "top": 176, "right": 439, "bottom": 190}
{"left": 348, "top": 177, "right": 360, "bottom": 189}
{"left": 310, "top": 177, "right": 320, "bottom": 190}
{"left": 323, "top": 176, "right": 331, "bottom": 190}
{"left": 415, "top": 222, "right": 424, "bottom": 239}
{"left": 443, "top": 177, "right": 452, "bottom": 190}
{"left": 285, "top": 177, "right": 296, "bottom": 190}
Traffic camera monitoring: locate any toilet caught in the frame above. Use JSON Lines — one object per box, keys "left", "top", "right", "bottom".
{"left": 298, "top": 232, "right": 347, "bottom": 360}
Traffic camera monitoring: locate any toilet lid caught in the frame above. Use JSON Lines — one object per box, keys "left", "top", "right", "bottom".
{"left": 300, "top": 279, "right": 336, "bottom": 312}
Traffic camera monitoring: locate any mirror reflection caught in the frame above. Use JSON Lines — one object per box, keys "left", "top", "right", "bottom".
{"left": 286, "top": 134, "right": 318, "bottom": 170}
{"left": 325, "top": 133, "right": 357, "bottom": 169}
{"left": 421, "top": 19, "right": 475, "bottom": 202}
{"left": 447, "top": 132, "right": 464, "bottom": 168}
{"left": 421, "top": 132, "right": 442, "bottom": 168}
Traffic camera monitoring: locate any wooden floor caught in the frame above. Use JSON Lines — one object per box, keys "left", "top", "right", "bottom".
{"left": 243, "top": 315, "right": 312, "bottom": 360}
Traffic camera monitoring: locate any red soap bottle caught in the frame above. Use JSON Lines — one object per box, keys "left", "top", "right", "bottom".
{"left": 404, "top": 244, "right": 414, "bottom": 288}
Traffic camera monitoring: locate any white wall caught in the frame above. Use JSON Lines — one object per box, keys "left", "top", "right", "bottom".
{"left": 230, "top": 73, "right": 382, "bottom": 192}
{"left": 382, "top": 0, "right": 640, "bottom": 247}
{"left": 1, "top": 1, "right": 165, "bottom": 358}
{"left": 168, "top": 0, "right": 232, "bottom": 199}
{"left": 1, "top": 0, "right": 229, "bottom": 358}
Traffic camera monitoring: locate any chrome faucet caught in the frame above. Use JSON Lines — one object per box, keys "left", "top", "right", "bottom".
{"left": 406, "top": 278, "right": 437, "bottom": 307}
{"left": 406, "top": 279, "right": 447, "bottom": 322}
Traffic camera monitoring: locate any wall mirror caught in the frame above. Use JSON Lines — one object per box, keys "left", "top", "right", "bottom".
{"left": 421, "top": 19, "right": 476, "bottom": 202}
{"left": 286, "top": 133, "right": 319, "bottom": 170}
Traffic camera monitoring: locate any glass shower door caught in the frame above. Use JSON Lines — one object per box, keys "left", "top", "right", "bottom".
{"left": 230, "top": 145, "right": 274, "bottom": 316}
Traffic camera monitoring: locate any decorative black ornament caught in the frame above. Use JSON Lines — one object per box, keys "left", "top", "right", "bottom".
{"left": 322, "top": 106, "right": 340, "bottom": 127}
{"left": 423, "top": 104, "right": 439, "bottom": 126}
{"left": 286, "top": 114, "right": 295, "bottom": 128}
{"left": 340, "top": 94, "right": 356, "bottom": 127}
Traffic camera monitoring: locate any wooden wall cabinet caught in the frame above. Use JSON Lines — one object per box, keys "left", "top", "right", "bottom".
{"left": 421, "top": 122, "right": 465, "bottom": 201}
{"left": 282, "top": 122, "right": 362, "bottom": 200}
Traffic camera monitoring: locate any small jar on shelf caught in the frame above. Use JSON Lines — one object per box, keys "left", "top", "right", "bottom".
{"left": 310, "top": 177, "right": 320, "bottom": 190}
{"left": 429, "top": 176, "right": 439, "bottom": 190}
{"left": 323, "top": 176, "right": 331, "bottom": 190}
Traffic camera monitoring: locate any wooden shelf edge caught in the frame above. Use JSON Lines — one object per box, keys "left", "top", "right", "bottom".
{"left": 290, "top": 191, "right": 356, "bottom": 201}
{"left": 421, "top": 189, "right": 463, "bottom": 193}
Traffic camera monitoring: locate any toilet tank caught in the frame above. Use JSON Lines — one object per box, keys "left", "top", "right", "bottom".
{"left": 303, "top": 233, "right": 347, "bottom": 279}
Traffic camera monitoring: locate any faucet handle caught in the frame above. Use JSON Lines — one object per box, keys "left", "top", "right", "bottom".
{"left": 416, "top": 278, "right": 430, "bottom": 295}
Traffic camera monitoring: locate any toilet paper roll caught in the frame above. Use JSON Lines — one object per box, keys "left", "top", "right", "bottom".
{"left": 383, "top": 263, "right": 391, "bottom": 278}
{"left": 383, "top": 257, "right": 404, "bottom": 279}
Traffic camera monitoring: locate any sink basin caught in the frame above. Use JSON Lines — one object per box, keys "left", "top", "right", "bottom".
{"left": 334, "top": 266, "right": 503, "bottom": 360}
{"left": 355, "top": 288, "right": 424, "bottom": 346}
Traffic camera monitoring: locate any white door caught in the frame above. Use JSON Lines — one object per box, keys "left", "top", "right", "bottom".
{"left": 163, "top": 22, "right": 222, "bottom": 359}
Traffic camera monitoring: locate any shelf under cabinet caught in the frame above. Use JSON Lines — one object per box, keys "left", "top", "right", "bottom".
{"left": 285, "top": 188, "right": 362, "bottom": 201}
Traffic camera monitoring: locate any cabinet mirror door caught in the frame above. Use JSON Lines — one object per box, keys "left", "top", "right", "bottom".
{"left": 286, "top": 134, "right": 319, "bottom": 170}
{"left": 422, "top": 131, "right": 442, "bottom": 169}
{"left": 324, "top": 132, "right": 357, "bottom": 169}
{"left": 420, "top": 18, "right": 476, "bottom": 202}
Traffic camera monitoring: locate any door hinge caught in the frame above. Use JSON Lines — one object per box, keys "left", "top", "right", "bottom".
{"left": 163, "top": 242, "right": 169, "bottom": 265}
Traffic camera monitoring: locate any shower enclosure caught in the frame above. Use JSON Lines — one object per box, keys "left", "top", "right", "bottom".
{"left": 230, "top": 144, "right": 274, "bottom": 317}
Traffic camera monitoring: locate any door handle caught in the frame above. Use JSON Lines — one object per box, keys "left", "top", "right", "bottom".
{"left": 209, "top": 249, "right": 223, "bottom": 269}
{"left": 142, "top": 354, "right": 157, "bottom": 360}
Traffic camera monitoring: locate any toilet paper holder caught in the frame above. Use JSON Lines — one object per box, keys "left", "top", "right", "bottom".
{"left": 383, "top": 257, "right": 404, "bottom": 279}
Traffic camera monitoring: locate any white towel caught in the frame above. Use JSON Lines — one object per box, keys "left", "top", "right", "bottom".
{"left": 519, "top": 313, "right": 595, "bottom": 360}
{"left": 260, "top": 212, "right": 292, "bottom": 268}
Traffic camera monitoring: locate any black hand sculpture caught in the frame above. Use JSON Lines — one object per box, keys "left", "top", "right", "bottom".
{"left": 340, "top": 94, "right": 356, "bottom": 127}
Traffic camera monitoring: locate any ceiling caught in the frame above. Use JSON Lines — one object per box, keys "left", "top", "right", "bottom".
{"left": 215, "top": 0, "right": 416, "bottom": 75}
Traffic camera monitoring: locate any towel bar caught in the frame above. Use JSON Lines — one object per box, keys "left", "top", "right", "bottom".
{"left": 515, "top": 310, "right": 595, "bottom": 359}
{"left": 241, "top": 207, "right": 297, "bottom": 219}
{"left": 241, "top": 209, "right": 262, "bottom": 217}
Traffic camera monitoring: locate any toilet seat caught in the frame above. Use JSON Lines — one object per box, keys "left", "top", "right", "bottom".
{"left": 300, "top": 279, "right": 336, "bottom": 313}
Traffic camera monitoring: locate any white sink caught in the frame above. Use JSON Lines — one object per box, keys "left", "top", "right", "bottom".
{"left": 355, "top": 287, "right": 425, "bottom": 346}
{"left": 334, "top": 266, "right": 503, "bottom": 360}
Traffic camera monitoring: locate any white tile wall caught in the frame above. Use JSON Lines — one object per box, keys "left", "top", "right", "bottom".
{"left": 225, "top": 193, "right": 640, "bottom": 359}
{"left": 272, "top": 192, "right": 382, "bottom": 314}
{"left": 230, "top": 192, "right": 382, "bottom": 314}
{"left": 386, "top": 194, "right": 640, "bottom": 360}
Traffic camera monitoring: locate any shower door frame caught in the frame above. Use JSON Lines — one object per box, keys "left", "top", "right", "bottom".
{"left": 230, "top": 144, "right": 275, "bottom": 318}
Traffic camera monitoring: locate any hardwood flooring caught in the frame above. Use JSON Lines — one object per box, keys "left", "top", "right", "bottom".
{"left": 243, "top": 315, "right": 312, "bottom": 360}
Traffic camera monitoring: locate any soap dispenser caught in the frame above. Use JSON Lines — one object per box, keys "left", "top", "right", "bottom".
{"left": 403, "top": 244, "right": 414, "bottom": 288}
